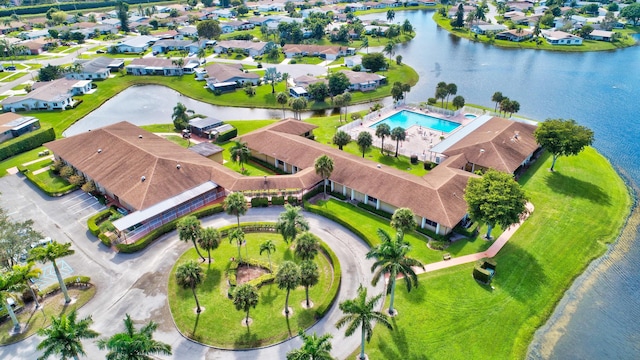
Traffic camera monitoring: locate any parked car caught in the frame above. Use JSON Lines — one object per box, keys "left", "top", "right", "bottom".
{"left": 6, "top": 65, "right": 16, "bottom": 71}
{"left": 30, "top": 236, "right": 52, "bottom": 249}
{"left": 96, "top": 49, "right": 106, "bottom": 54}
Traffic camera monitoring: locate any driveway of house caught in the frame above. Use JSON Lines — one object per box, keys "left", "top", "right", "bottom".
{"left": 0, "top": 174, "right": 382, "bottom": 360}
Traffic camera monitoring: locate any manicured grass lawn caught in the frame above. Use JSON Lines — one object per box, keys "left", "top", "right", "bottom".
{"left": 291, "top": 56, "right": 324, "bottom": 65}
{"left": 227, "top": 120, "right": 276, "bottom": 136}
{"left": 11, "top": 84, "right": 27, "bottom": 90}
{"left": 164, "top": 135, "right": 191, "bottom": 148}
{"left": 168, "top": 233, "right": 336, "bottom": 348}
{"left": 0, "top": 287, "right": 96, "bottom": 345}
{"left": 0, "top": 147, "right": 45, "bottom": 177}
{"left": 0, "top": 72, "right": 27, "bottom": 83}
{"left": 48, "top": 46, "right": 70, "bottom": 53}
{"left": 355, "top": 148, "right": 632, "bottom": 359}
{"left": 307, "top": 199, "right": 496, "bottom": 265}
{"left": 140, "top": 124, "right": 177, "bottom": 133}
{"left": 33, "top": 170, "right": 72, "bottom": 190}
{"left": 25, "top": 158, "right": 52, "bottom": 172}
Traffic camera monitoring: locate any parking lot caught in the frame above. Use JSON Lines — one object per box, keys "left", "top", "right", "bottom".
{"left": 60, "top": 190, "right": 106, "bottom": 221}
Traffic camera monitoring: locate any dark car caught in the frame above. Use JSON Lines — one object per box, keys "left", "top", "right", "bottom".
{"left": 6, "top": 65, "right": 16, "bottom": 71}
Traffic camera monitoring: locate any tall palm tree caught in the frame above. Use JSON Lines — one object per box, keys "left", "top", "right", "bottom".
{"left": 332, "top": 130, "right": 351, "bottom": 151}
{"left": 229, "top": 141, "right": 251, "bottom": 172}
{"left": 197, "top": 47, "right": 206, "bottom": 64}
{"left": 299, "top": 260, "right": 319, "bottom": 308}
{"left": 11, "top": 262, "right": 43, "bottom": 308}
{"left": 264, "top": 67, "right": 281, "bottom": 93}
{"left": 314, "top": 155, "right": 334, "bottom": 199}
{"left": 383, "top": 41, "right": 396, "bottom": 64}
{"left": 224, "top": 192, "right": 248, "bottom": 229}
{"left": 37, "top": 309, "right": 99, "bottom": 360}
{"left": 361, "top": 36, "right": 369, "bottom": 54}
{"left": 294, "top": 232, "right": 319, "bottom": 261}
{"left": 342, "top": 92, "right": 352, "bottom": 120}
{"left": 282, "top": 72, "right": 290, "bottom": 91}
{"left": 375, "top": 123, "right": 391, "bottom": 155}
{"left": 491, "top": 91, "right": 503, "bottom": 112}
{"left": 336, "top": 285, "right": 392, "bottom": 360}
{"left": 275, "top": 261, "right": 300, "bottom": 316}
{"left": 366, "top": 229, "right": 424, "bottom": 315}
{"left": 390, "top": 126, "right": 406, "bottom": 158}
{"left": 286, "top": 330, "right": 333, "bottom": 360}
{"left": 259, "top": 239, "right": 276, "bottom": 271}
{"left": 233, "top": 283, "right": 259, "bottom": 326}
{"left": 276, "top": 204, "right": 310, "bottom": 244}
{"left": 97, "top": 314, "right": 172, "bottom": 360}
{"left": 390, "top": 208, "right": 417, "bottom": 240}
{"left": 175, "top": 260, "right": 204, "bottom": 314}
{"left": 0, "top": 271, "right": 20, "bottom": 330}
{"left": 197, "top": 227, "right": 220, "bottom": 264}
{"left": 172, "top": 102, "right": 193, "bottom": 131}
{"left": 176, "top": 216, "right": 206, "bottom": 262}
{"left": 357, "top": 131, "right": 373, "bottom": 158}
{"left": 28, "top": 241, "right": 74, "bottom": 303}
{"left": 276, "top": 91, "right": 289, "bottom": 118}
{"left": 229, "top": 228, "right": 245, "bottom": 260}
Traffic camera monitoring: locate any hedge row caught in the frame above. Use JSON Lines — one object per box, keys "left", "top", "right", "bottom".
{"left": 38, "top": 275, "right": 91, "bottom": 297}
{"left": 115, "top": 203, "right": 224, "bottom": 253}
{"left": 0, "top": 126, "right": 55, "bottom": 161}
{"left": 314, "top": 240, "right": 341, "bottom": 319}
{"left": 302, "top": 185, "right": 324, "bottom": 201}
{"left": 330, "top": 191, "right": 347, "bottom": 201}
{"left": 24, "top": 169, "right": 77, "bottom": 197}
{"left": 215, "top": 127, "right": 238, "bottom": 143}
{"left": 250, "top": 197, "right": 269, "bottom": 207}
{"left": 217, "top": 222, "right": 277, "bottom": 238}
{"left": 0, "top": 0, "right": 168, "bottom": 17}
{"left": 271, "top": 196, "right": 285, "bottom": 205}
{"left": 249, "top": 157, "right": 287, "bottom": 175}
{"left": 87, "top": 208, "right": 112, "bottom": 236}
{"left": 304, "top": 201, "right": 374, "bottom": 247}
{"left": 287, "top": 196, "right": 299, "bottom": 206}
{"left": 227, "top": 258, "right": 276, "bottom": 287}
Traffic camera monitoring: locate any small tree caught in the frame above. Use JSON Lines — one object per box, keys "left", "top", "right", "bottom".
{"left": 452, "top": 95, "right": 465, "bottom": 109}
{"left": 286, "top": 331, "right": 333, "bottom": 360}
{"left": 333, "top": 130, "right": 351, "bottom": 150}
{"left": 390, "top": 127, "right": 406, "bottom": 157}
{"left": 464, "top": 169, "right": 528, "bottom": 239}
{"left": 264, "top": 67, "right": 282, "bottom": 94}
{"left": 294, "top": 232, "right": 319, "bottom": 261}
{"left": 197, "top": 19, "right": 222, "bottom": 39}
{"left": 276, "top": 261, "right": 300, "bottom": 316}
{"left": 37, "top": 310, "right": 99, "bottom": 360}
{"left": 259, "top": 239, "right": 276, "bottom": 271}
{"left": 172, "top": 102, "right": 193, "bottom": 131}
{"left": 375, "top": 123, "right": 391, "bottom": 155}
{"left": 224, "top": 192, "right": 248, "bottom": 229}
{"left": 299, "top": 260, "right": 319, "bottom": 308}
{"left": 175, "top": 260, "right": 204, "bottom": 313}
{"left": 197, "top": 227, "right": 220, "bottom": 264}
{"left": 233, "top": 284, "right": 259, "bottom": 326}
{"left": 534, "top": 118, "right": 594, "bottom": 172}
{"left": 229, "top": 228, "right": 245, "bottom": 260}
{"left": 357, "top": 131, "right": 373, "bottom": 158}
{"left": 229, "top": 141, "right": 251, "bottom": 172}
{"left": 11, "top": 262, "right": 42, "bottom": 309}
{"left": 276, "top": 91, "right": 289, "bottom": 118}
{"left": 361, "top": 52, "right": 386, "bottom": 72}
{"left": 390, "top": 208, "right": 416, "bottom": 239}
{"left": 314, "top": 155, "right": 334, "bottom": 199}
{"left": 276, "top": 204, "right": 310, "bottom": 244}
{"left": 177, "top": 216, "right": 206, "bottom": 262}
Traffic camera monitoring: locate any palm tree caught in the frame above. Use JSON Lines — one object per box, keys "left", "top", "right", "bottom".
{"left": 28, "top": 241, "right": 74, "bottom": 303}
{"left": 276, "top": 91, "right": 289, "bottom": 118}
{"left": 229, "top": 140, "right": 251, "bottom": 172}
{"left": 333, "top": 95, "right": 345, "bottom": 122}
{"left": 276, "top": 204, "right": 310, "bottom": 244}
{"left": 197, "top": 47, "right": 206, "bottom": 64}
{"left": 177, "top": 216, "right": 206, "bottom": 262}
{"left": 175, "top": 260, "right": 204, "bottom": 314}
{"left": 224, "top": 192, "right": 248, "bottom": 229}
{"left": 275, "top": 261, "right": 300, "bottom": 316}
{"left": 37, "top": 310, "right": 99, "bottom": 360}
{"left": 282, "top": 72, "right": 290, "bottom": 91}
{"left": 97, "top": 314, "right": 172, "bottom": 360}
{"left": 233, "top": 283, "right": 259, "bottom": 326}
{"left": 264, "top": 67, "right": 282, "bottom": 93}
{"left": 290, "top": 97, "right": 308, "bottom": 120}
{"left": 361, "top": 36, "right": 369, "bottom": 54}
{"left": 299, "top": 260, "right": 319, "bottom": 308}
{"left": 343, "top": 92, "right": 352, "bottom": 120}
{"left": 197, "top": 227, "right": 220, "bottom": 264}
{"left": 286, "top": 331, "right": 333, "bottom": 360}
{"left": 294, "top": 232, "right": 319, "bottom": 261}
{"left": 386, "top": 9, "right": 395, "bottom": 22}
{"left": 0, "top": 271, "right": 20, "bottom": 330}
{"left": 357, "top": 131, "right": 373, "bottom": 158}
{"left": 335, "top": 285, "right": 392, "bottom": 360}
{"left": 11, "top": 262, "right": 43, "bottom": 308}
{"left": 259, "top": 239, "right": 276, "bottom": 271}
{"left": 491, "top": 91, "right": 504, "bottom": 112}
{"left": 366, "top": 229, "right": 424, "bottom": 315}
{"left": 332, "top": 130, "right": 351, "bottom": 151}
{"left": 375, "top": 123, "right": 391, "bottom": 155}
{"left": 172, "top": 102, "right": 193, "bottom": 131}
{"left": 314, "top": 155, "right": 334, "bottom": 199}
{"left": 390, "top": 126, "right": 406, "bottom": 157}
{"left": 390, "top": 208, "right": 417, "bottom": 239}
{"left": 229, "top": 228, "right": 245, "bottom": 260}
{"left": 445, "top": 83, "right": 457, "bottom": 107}
{"left": 383, "top": 41, "right": 396, "bottom": 64}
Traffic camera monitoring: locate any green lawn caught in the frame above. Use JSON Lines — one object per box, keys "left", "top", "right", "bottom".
{"left": 168, "top": 233, "right": 336, "bottom": 348}
{"left": 33, "top": 169, "right": 72, "bottom": 190}
{"left": 140, "top": 124, "right": 178, "bottom": 133}
{"left": 25, "top": 158, "right": 52, "bottom": 172}
{"left": 0, "top": 147, "right": 45, "bottom": 177}
{"left": 0, "top": 72, "right": 27, "bottom": 83}
{"left": 354, "top": 148, "right": 632, "bottom": 359}
{"left": 164, "top": 135, "right": 191, "bottom": 147}
{"left": 0, "top": 287, "right": 96, "bottom": 345}
{"left": 47, "top": 46, "right": 70, "bottom": 53}
{"left": 290, "top": 56, "right": 324, "bottom": 65}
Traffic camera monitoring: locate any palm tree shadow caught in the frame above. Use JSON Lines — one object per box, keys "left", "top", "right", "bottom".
{"left": 285, "top": 313, "right": 293, "bottom": 338}
{"left": 234, "top": 325, "right": 258, "bottom": 348}
{"left": 404, "top": 280, "right": 427, "bottom": 304}
{"left": 377, "top": 318, "right": 429, "bottom": 360}
{"left": 544, "top": 171, "right": 610, "bottom": 205}
{"left": 283, "top": 248, "right": 294, "bottom": 261}
{"left": 261, "top": 284, "right": 277, "bottom": 306}
{"left": 192, "top": 313, "right": 201, "bottom": 337}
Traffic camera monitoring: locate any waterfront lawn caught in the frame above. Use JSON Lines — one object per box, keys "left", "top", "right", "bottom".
{"left": 0, "top": 147, "right": 45, "bottom": 177}
{"left": 164, "top": 135, "right": 190, "bottom": 148}
{"left": 140, "top": 124, "right": 177, "bottom": 133}
{"left": 168, "top": 233, "right": 335, "bottom": 348}
{"left": 356, "top": 148, "right": 632, "bottom": 359}
{"left": 307, "top": 198, "right": 494, "bottom": 264}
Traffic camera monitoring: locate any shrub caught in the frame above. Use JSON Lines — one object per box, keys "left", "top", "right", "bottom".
{"left": 287, "top": 196, "right": 299, "bottom": 206}
{"left": 424, "top": 161, "right": 437, "bottom": 170}
{"left": 427, "top": 97, "right": 437, "bottom": 105}
{"left": 411, "top": 154, "right": 418, "bottom": 164}
{"left": 215, "top": 127, "right": 238, "bottom": 143}
{"left": 250, "top": 197, "right": 269, "bottom": 207}
{"left": 38, "top": 276, "right": 91, "bottom": 297}
{"left": 330, "top": 191, "right": 347, "bottom": 201}
{"left": 290, "top": 59, "right": 297, "bottom": 64}
{"left": 271, "top": 196, "right": 285, "bottom": 205}
{"left": 352, "top": 64, "right": 361, "bottom": 72}
{"left": 68, "top": 175, "right": 85, "bottom": 186}
{"left": 302, "top": 185, "right": 324, "bottom": 201}
{"left": 356, "top": 202, "right": 392, "bottom": 220}
{"left": 60, "top": 166, "right": 74, "bottom": 178}
{"left": 428, "top": 239, "right": 448, "bottom": 250}
{"left": 314, "top": 240, "right": 341, "bottom": 319}
{"left": 0, "top": 126, "right": 55, "bottom": 161}
{"left": 81, "top": 180, "right": 96, "bottom": 193}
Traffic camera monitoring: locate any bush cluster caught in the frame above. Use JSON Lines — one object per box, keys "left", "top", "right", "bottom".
{"left": 271, "top": 196, "right": 285, "bottom": 205}
{"left": 356, "top": 202, "right": 392, "bottom": 220}
{"left": 215, "top": 127, "right": 238, "bottom": 143}
{"left": 38, "top": 276, "right": 91, "bottom": 297}
{"left": 250, "top": 197, "right": 269, "bottom": 207}
{"left": 287, "top": 196, "right": 299, "bottom": 206}
{"left": 0, "top": 127, "right": 55, "bottom": 161}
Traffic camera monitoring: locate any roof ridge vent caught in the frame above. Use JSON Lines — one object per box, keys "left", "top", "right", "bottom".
{"left": 138, "top": 135, "right": 143, "bottom": 139}
{"left": 97, "top": 148, "right": 102, "bottom": 153}
{"left": 177, "top": 164, "right": 181, "bottom": 169}
{"left": 141, "top": 175, "right": 146, "bottom": 182}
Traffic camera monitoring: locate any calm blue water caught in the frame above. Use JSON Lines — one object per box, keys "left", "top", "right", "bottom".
{"left": 360, "top": 10, "right": 640, "bottom": 360}
{"left": 464, "top": 114, "right": 477, "bottom": 119}
{"left": 369, "top": 110, "right": 460, "bottom": 132}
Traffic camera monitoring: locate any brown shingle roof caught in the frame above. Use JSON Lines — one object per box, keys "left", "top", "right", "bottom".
{"left": 204, "top": 63, "right": 259, "bottom": 83}
{"left": 442, "top": 117, "right": 538, "bottom": 173}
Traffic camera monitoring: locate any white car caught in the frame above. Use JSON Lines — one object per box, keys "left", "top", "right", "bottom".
{"left": 31, "top": 236, "right": 52, "bottom": 249}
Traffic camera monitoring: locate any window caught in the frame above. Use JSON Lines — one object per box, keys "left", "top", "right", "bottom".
{"left": 367, "top": 196, "right": 378, "bottom": 204}
{"left": 277, "top": 160, "right": 284, "bottom": 166}
{"left": 424, "top": 218, "right": 437, "bottom": 227}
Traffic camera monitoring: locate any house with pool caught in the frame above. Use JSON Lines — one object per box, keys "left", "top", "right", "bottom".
{"left": 44, "top": 114, "right": 538, "bottom": 243}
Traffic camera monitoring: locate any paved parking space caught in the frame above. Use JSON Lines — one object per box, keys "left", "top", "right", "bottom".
{"left": 61, "top": 190, "right": 106, "bottom": 221}
{"left": 32, "top": 259, "right": 74, "bottom": 289}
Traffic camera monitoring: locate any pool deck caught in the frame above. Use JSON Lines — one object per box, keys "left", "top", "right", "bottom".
{"left": 348, "top": 106, "right": 477, "bottom": 161}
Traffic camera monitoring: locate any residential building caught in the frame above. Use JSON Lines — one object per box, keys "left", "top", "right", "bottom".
{"left": 471, "top": 24, "right": 509, "bottom": 35}
{"left": 126, "top": 58, "right": 197, "bottom": 76}
{"left": 112, "top": 35, "right": 159, "bottom": 53}
{"left": 204, "top": 63, "right": 260, "bottom": 88}
{"left": 1, "top": 78, "right": 91, "bottom": 112}
{"left": 214, "top": 40, "right": 272, "bottom": 57}
{"left": 188, "top": 117, "right": 224, "bottom": 138}
{"left": 0, "top": 113, "right": 40, "bottom": 143}
{"left": 589, "top": 29, "right": 613, "bottom": 42}
{"left": 542, "top": 30, "right": 583, "bottom": 45}
{"left": 496, "top": 29, "right": 533, "bottom": 42}
{"left": 339, "top": 70, "right": 386, "bottom": 91}
{"left": 67, "top": 57, "right": 124, "bottom": 80}
{"left": 282, "top": 44, "right": 354, "bottom": 60}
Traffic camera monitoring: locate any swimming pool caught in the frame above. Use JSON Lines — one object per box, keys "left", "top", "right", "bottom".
{"left": 465, "top": 114, "right": 477, "bottom": 119}
{"left": 370, "top": 110, "right": 460, "bottom": 133}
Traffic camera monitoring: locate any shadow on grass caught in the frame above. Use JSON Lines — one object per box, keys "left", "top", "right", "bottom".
{"left": 544, "top": 171, "right": 610, "bottom": 205}
{"left": 494, "top": 242, "right": 546, "bottom": 302}
{"left": 283, "top": 248, "right": 294, "bottom": 261}
{"left": 190, "top": 313, "right": 201, "bottom": 338}
{"left": 261, "top": 284, "right": 277, "bottom": 306}
{"left": 404, "top": 280, "right": 427, "bottom": 304}
{"left": 234, "top": 325, "right": 259, "bottom": 348}
{"left": 377, "top": 318, "right": 430, "bottom": 360}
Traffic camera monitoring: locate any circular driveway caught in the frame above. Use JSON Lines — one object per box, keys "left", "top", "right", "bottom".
{"left": 0, "top": 175, "right": 382, "bottom": 359}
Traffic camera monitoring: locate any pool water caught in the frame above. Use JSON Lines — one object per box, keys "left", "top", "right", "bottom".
{"left": 370, "top": 110, "right": 460, "bottom": 133}
{"left": 465, "top": 114, "right": 477, "bottom": 119}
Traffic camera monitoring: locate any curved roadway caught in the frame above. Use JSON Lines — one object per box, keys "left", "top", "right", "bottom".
{"left": 0, "top": 175, "right": 383, "bottom": 360}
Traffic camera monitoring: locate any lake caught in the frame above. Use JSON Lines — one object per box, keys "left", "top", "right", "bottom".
{"left": 70, "top": 10, "right": 640, "bottom": 359}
